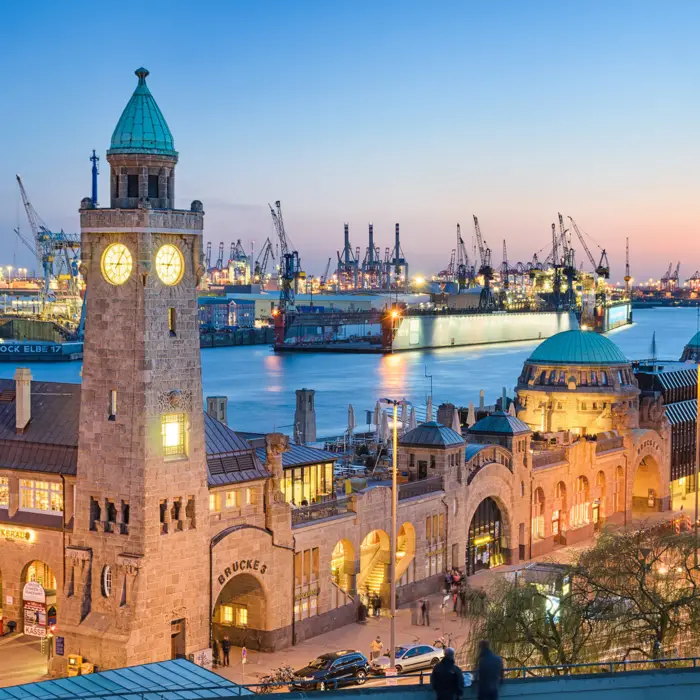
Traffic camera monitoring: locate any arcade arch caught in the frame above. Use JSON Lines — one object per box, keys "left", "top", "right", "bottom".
{"left": 532, "top": 487, "right": 545, "bottom": 540}
{"left": 571, "top": 476, "right": 590, "bottom": 527}
{"left": 632, "top": 455, "right": 663, "bottom": 513}
{"left": 330, "top": 539, "right": 355, "bottom": 594}
{"left": 21, "top": 560, "right": 57, "bottom": 637}
{"left": 553, "top": 481, "right": 567, "bottom": 541}
{"left": 467, "top": 497, "right": 505, "bottom": 575}
{"left": 358, "top": 530, "right": 389, "bottom": 603}
{"left": 595, "top": 471, "right": 606, "bottom": 527}
{"left": 212, "top": 573, "right": 267, "bottom": 651}
{"left": 396, "top": 522, "right": 416, "bottom": 584}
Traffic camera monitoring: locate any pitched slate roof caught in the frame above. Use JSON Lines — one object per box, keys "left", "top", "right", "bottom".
{"left": 255, "top": 444, "right": 338, "bottom": 469}
{"left": 399, "top": 421, "right": 465, "bottom": 448}
{"left": 468, "top": 410, "right": 531, "bottom": 435}
{"left": 0, "top": 379, "right": 267, "bottom": 487}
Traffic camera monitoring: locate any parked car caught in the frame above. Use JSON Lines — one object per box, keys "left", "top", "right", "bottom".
{"left": 370, "top": 644, "right": 444, "bottom": 675}
{"left": 292, "top": 650, "right": 370, "bottom": 690}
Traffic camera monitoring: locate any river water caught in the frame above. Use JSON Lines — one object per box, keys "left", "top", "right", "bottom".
{"left": 1, "top": 307, "right": 697, "bottom": 438}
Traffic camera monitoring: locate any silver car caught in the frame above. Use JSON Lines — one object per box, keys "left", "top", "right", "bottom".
{"left": 370, "top": 644, "right": 444, "bottom": 674}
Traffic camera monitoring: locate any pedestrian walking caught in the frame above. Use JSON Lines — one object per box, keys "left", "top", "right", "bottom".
{"left": 221, "top": 636, "right": 231, "bottom": 667}
{"left": 430, "top": 647, "right": 464, "bottom": 700}
{"left": 476, "top": 640, "right": 504, "bottom": 700}
{"left": 421, "top": 598, "right": 430, "bottom": 626}
{"left": 370, "top": 635, "right": 384, "bottom": 660}
{"left": 375, "top": 594, "right": 382, "bottom": 617}
{"left": 212, "top": 639, "right": 219, "bottom": 666}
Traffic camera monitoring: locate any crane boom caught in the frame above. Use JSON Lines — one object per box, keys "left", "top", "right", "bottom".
{"left": 16, "top": 175, "right": 46, "bottom": 271}
{"left": 568, "top": 215, "right": 609, "bottom": 278}
{"left": 473, "top": 215, "right": 486, "bottom": 267}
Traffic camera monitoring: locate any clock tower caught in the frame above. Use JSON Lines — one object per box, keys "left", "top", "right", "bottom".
{"left": 59, "top": 68, "right": 210, "bottom": 670}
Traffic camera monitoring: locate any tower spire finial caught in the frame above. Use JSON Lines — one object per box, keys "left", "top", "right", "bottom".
{"left": 135, "top": 67, "right": 149, "bottom": 84}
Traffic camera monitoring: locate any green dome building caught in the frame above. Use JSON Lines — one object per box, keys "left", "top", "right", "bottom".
{"left": 516, "top": 329, "right": 639, "bottom": 435}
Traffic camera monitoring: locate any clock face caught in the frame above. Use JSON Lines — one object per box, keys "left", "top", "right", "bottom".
{"left": 155, "top": 244, "right": 185, "bottom": 286}
{"left": 101, "top": 243, "right": 133, "bottom": 285}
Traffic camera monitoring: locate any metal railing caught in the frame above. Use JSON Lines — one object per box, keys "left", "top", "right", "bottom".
{"left": 398, "top": 476, "right": 443, "bottom": 500}
{"left": 243, "top": 655, "right": 700, "bottom": 694}
{"left": 291, "top": 496, "right": 354, "bottom": 527}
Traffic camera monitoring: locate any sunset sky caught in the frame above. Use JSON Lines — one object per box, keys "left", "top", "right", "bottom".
{"left": 0, "top": 0, "right": 697, "bottom": 282}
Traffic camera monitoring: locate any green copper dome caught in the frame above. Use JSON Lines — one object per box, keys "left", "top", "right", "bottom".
{"left": 686, "top": 331, "right": 700, "bottom": 349}
{"left": 108, "top": 68, "right": 177, "bottom": 157}
{"left": 528, "top": 330, "right": 628, "bottom": 366}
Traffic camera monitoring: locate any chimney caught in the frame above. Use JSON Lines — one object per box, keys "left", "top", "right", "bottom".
{"left": 15, "top": 367, "right": 32, "bottom": 434}
{"left": 206, "top": 396, "right": 228, "bottom": 425}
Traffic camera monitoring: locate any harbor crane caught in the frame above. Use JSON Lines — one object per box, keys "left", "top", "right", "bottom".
{"left": 568, "top": 216, "right": 609, "bottom": 279}
{"left": 254, "top": 237, "right": 275, "bottom": 289}
{"left": 269, "top": 200, "right": 303, "bottom": 312}
{"left": 472, "top": 215, "right": 495, "bottom": 310}
{"left": 215, "top": 242, "right": 225, "bottom": 270}
{"left": 16, "top": 174, "right": 81, "bottom": 297}
{"left": 321, "top": 257, "right": 332, "bottom": 286}
{"left": 558, "top": 213, "right": 577, "bottom": 307}
{"left": 205, "top": 241, "right": 212, "bottom": 270}
{"left": 500, "top": 240, "right": 509, "bottom": 289}
{"left": 455, "top": 223, "right": 471, "bottom": 290}
{"left": 624, "top": 238, "right": 631, "bottom": 294}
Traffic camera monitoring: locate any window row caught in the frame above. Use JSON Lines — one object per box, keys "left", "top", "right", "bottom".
{"left": 281, "top": 463, "right": 334, "bottom": 506}
{"left": 209, "top": 488, "right": 257, "bottom": 512}
{"left": 295, "top": 547, "right": 321, "bottom": 621}
{"left": 0, "top": 479, "right": 65, "bottom": 513}
{"left": 528, "top": 366, "right": 634, "bottom": 387}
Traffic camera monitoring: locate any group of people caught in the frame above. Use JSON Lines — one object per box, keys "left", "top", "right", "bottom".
{"left": 211, "top": 635, "right": 231, "bottom": 667}
{"left": 431, "top": 640, "right": 504, "bottom": 700}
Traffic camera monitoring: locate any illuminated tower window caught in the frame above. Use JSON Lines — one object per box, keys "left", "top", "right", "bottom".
{"left": 161, "top": 413, "right": 187, "bottom": 458}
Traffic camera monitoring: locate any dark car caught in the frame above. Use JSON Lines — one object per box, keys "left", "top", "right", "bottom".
{"left": 292, "top": 650, "right": 370, "bottom": 691}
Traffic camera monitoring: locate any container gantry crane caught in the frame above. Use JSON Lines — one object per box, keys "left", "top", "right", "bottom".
{"left": 472, "top": 215, "right": 495, "bottom": 310}
{"left": 205, "top": 241, "right": 212, "bottom": 270}
{"left": 215, "top": 242, "right": 225, "bottom": 271}
{"left": 455, "top": 223, "right": 472, "bottom": 290}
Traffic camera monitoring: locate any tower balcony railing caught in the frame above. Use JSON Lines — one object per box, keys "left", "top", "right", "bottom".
{"left": 291, "top": 495, "right": 355, "bottom": 527}
{"left": 398, "top": 475, "right": 444, "bottom": 500}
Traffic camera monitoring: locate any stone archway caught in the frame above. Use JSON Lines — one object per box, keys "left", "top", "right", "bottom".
{"left": 213, "top": 573, "right": 268, "bottom": 651}
{"left": 396, "top": 522, "right": 416, "bottom": 584}
{"left": 358, "top": 530, "right": 390, "bottom": 604}
{"left": 331, "top": 539, "right": 355, "bottom": 596}
{"left": 466, "top": 497, "right": 505, "bottom": 575}
{"left": 21, "top": 560, "right": 57, "bottom": 638}
{"left": 632, "top": 454, "right": 663, "bottom": 514}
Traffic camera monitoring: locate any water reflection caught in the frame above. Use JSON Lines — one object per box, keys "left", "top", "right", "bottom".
{"left": 0, "top": 308, "right": 695, "bottom": 437}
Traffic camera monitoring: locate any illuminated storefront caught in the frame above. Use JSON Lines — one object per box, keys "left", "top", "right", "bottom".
{"left": 281, "top": 462, "right": 334, "bottom": 505}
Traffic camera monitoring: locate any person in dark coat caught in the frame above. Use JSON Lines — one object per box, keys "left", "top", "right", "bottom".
{"left": 221, "top": 636, "right": 231, "bottom": 667}
{"left": 476, "top": 640, "right": 504, "bottom": 700}
{"left": 430, "top": 647, "right": 464, "bottom": 700}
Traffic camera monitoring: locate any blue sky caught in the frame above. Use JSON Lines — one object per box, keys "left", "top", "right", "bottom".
{"left": 0, "top": 0, "right": 698, "bottom": 280}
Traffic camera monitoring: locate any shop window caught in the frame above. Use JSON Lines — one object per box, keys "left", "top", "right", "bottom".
{"left": 225, "top": 490, "right": 239, "bottom": 508}
{"left": 245, "top": 488, "right": 255, "bottom": 506}
{"left": 20, "top": 480, "right": 63, "bottom": 513}
{"left": 0, "top": 477, "right": 8, "bottom": 507}
{"left": 221, "top": 605, "right": 234, "bottom": 624}
{"left": 294, "top": 547, "right": 320, "bottom": 620}
{"left": 236, "top": 606, "right": 248, "bottom": 626}
{"left": 161, "top": 413, "right": 187, "bottom": 459}
{"left": 426, "top": 516, "right": 433, "bottom": 543}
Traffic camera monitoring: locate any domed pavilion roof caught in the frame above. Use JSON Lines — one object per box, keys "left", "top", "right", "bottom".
{"left": 108, "top": 68, "right": 177, "bottom": 157}
{"left": 685, "top": 331, "right": 700, "bottom": 349}
{"left": 527, "top": 330, "right": 628, "bottom": 366}
{"left": 399, "top": 421, "right": 465, "bottom": 448}
{"left": 468, "top": 411, "right": 530, "bottom": 436}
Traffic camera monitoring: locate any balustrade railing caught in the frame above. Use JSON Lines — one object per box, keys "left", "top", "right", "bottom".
{"left": 291, "top": 495, "right": 354, "bottom": 526}
{"left": 532, "top": 448, "right": 567, "bottom": 469}
{"left": 596, "top": 435, "right": 624, "bottom": 453}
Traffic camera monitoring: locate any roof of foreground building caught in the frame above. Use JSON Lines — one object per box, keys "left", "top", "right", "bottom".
{"left": 528, "top": 329, "right": 629, "bottom": 366}
{"left": 108, "top": 68, "right": 177, "bottom": 157}
{"left": 0, "top": 658, "right": 250, "bottom": 699}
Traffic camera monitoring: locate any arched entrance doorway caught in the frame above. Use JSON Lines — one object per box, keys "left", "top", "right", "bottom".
{"left": 213, "top": 573, "right": 267, "bottom": 651}
{"left": 467, "top": 498, "right": 505, "bottom": 575}
{"left": 331, "top": 540, "right": 356, "bottom": 607}
{"left": 633, "top": 456, "right": 662, "bottom": 513}
{"left": 21, "top": 560, "right": 57, "bottom": 638}
{"left": 358, "top": 530, "right": 390, "bottom": 606}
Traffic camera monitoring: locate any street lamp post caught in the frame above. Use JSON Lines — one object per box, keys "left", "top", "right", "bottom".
{"left": 380, "top": 397, "right": 411, "bottom": 675}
